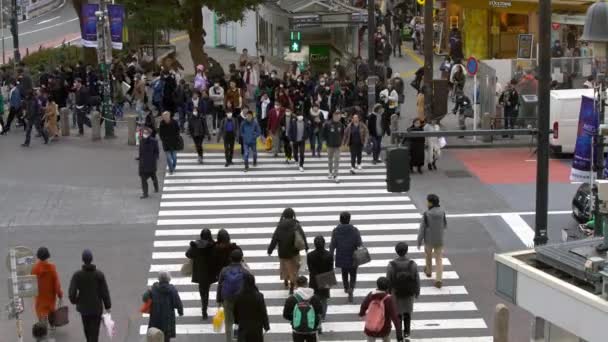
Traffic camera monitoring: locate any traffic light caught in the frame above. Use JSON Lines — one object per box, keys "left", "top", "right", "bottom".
{"left": 289, "top": 31, "right": 301, "bottom": 53}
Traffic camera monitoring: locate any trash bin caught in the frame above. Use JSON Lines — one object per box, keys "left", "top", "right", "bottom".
{"left": 519, "top": 95, "right": 538, "bottom": 128}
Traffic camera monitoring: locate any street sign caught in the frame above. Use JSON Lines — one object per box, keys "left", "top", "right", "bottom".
{"left": 7, "top": 276, "right": 37, "bottom": 298}
{"left": 466, "top": 57, "right": 479, "bottom": 76}
{"left": 5, "top": 247, "right": 34, "bottom": 276}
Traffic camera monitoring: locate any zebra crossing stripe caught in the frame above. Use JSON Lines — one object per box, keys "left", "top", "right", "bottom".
{"left": 139, "top": 319, "right": 487, "bottom": 334}
{"left": 161, "top": 189, "right": 393, "bottom": 199}
{"left": 178, "top": 152, "right": 354, "bottom": 158}
{"left": 158, "top": 204, "right": 416, "bottom": 217}
{"left": 155, "top": 223, "right": 420, "bottom": 236}
{"left": 162, "top": 176, "right": 387, "bottom": 184}
{"left": 157, "top": 213, "right": 421, "bottom": 225}
{"left": 159, "top": 196, "right": 410, "bottom": 206}
{"left": 175, "top": 163, "right": 387, "bottom": 169}
{"left": 168, "top": 169, "right": 386, "bottom": 177}
{"left": 330, "top": 338, "right": 493, "bottom": 342}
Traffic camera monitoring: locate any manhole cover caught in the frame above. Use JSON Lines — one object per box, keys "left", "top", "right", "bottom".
{"left": 443, "top": 170, "right": 472, "bottom": 178}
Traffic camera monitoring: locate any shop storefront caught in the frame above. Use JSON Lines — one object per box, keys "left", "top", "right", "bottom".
{"left": 446, "top": 0, "right": 592, "bottom": 59}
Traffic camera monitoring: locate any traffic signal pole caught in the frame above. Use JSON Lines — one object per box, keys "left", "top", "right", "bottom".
{"left": 423, "top": 0, "right": 433, "bottom": 119}
{"left": 10, "top": 0, "right": 20, "bottom": 64}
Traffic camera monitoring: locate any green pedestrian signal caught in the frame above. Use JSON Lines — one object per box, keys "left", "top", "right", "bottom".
{"left": 289, "top": 31, "right": 301, "bottom": 53}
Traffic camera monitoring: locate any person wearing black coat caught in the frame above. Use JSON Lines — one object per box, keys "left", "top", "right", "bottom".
{"left": 22, "top": 91, "right": 49, "bottom": 147}
{"left": 329, "top": 212, "right": 362, "bottom": 303}
{"left": 234, "top": 273, "right": 270, "bottom": 342}
{"left": 307, "top": 236, "right": 334, "bottom": 321}
{"left": 158, "top": 111, "right": 182, "bottom": 174}
{"left": 211, "top": 229, "right": 241, "bottom": 281}
{"left": 407, "top": 118, "right": 425, "bottom": 174}
{"left": 68, "top": 250, "right": 111, "bottom": 342}
{"left": 187, "top": 92, "right": 210, "bottom": 164}
{"left": 143, "top": 271, "right": 184, "bottom": 342}
{"left": 139, "top": 127, "right": 160, "bottom": 199}
{"left": 185, "top": 229, "right": 216, "bottom": 319}
{"left": 267, "top": 208, "right": 309, "bottom": 294}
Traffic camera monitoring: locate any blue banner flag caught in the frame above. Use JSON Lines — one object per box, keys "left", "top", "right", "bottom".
{"left": 570, "top": 96, "right": 599, "bottom": 182}
{"left": 81, "top": 3, "right": 99, "bottom": 48}
{"left": 107, "top": 4, "right": 125, "bottom": 50}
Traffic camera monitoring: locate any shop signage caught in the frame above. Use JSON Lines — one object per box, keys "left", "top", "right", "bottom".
{"left": 551, "top": 23, "right": 561, "bottom": 30}
{"left": 309, "top": 45, "right": 331, "bottom": 73}
{"left": 489, "top": 0, "right": 512, "bottom": 8}
{"left": 466, "top": 57, "right": 479, "bottom": 76}
{"left": 517, "top": 34, "right": 534, "bottom": 59}
{"left": 291, "top": 15, "right": 321, "bottom": 28}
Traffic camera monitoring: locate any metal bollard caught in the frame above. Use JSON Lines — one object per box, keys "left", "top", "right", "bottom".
{"left": 482, "top": 112, "right": 493, "bottom": 143}
{"left": 60, "top": 108, "right": 70, "bottom": 136}
{"left": 127, "top": 115, "right": 137, "bottom": 146}
{"left": 91, "top": 111, "right": 101, "bottom": 141}
{"left": 493, "top": 303, "right": 509, "bottom": 342}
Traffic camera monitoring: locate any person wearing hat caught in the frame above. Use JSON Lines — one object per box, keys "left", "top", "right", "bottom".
{"left": 139, "top": 126, "right": 160, "bottom": 199}
{"left": 31, "top": 247, "right": 63, "bottom": 326}
{"left": 69, "top": 250, "right": 111, "bottom": 342}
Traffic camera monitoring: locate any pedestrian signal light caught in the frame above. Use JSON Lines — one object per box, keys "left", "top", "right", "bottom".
{"left": 289, "top": 31, "right": 301, "bottom": 53}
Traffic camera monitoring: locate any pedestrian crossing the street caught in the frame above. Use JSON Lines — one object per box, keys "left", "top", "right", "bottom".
{"left": 143, "top": 152, "right": 491, "bottom": 341}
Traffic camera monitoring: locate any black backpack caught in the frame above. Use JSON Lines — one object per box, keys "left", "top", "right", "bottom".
{"left": 391, "top": 260, "right": 417, "bottom": 297}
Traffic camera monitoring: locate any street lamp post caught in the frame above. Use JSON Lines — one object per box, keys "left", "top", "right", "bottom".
{"left": 10, "top": 0, "right": 20, "bottom": 64}
{"left": 1, "top": 0, "right": 5, "bottom": 65}
{"left": 534, "top": 0, "right": 551, "bottom": 246}
{"left": 423, "top": 0, "right": 433, "bottom": 119}
{"left": 96, "top": 0, "right": 114, "bottom": 138}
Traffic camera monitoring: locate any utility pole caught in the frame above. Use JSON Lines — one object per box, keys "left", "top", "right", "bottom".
{"left": 10, "top": 0, "right": 20, "bottom": 64}
{"left": 534, "top": 0, "right": 551, "bottom": 246}
{"left": 423, "top": 0, "right": 433, "bottom": 119}
{"left": 1, "top": 0, "right": 5, "bottom": 65}
{"left": 96, "top": 0, "right": 114, "bottom": 138}
{"left": 366, "top": 0, "right": 377, "bottom": 113}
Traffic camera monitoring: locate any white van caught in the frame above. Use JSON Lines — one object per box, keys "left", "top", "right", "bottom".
{"left": 549, "top": 89, "right": 595, "bottom": 154}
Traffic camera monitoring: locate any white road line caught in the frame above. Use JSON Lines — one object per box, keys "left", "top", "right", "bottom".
{"left": 158, "top": 213, "right": 421, "bottom": 225}
{"left": 143, "top": 302, "right": 477, "bottom": 317}
{"left": 175, "top": 163, "right": 386, "bottom": 169}
{"left": 150, "top": 258, "right": 449, "bottom": 272}
{"left": 153, "top": 247, "right": 424, "bottom": 259}
{"left": 162, "top": 179, "right": 387, "bottom": 187}
{"left": 328, "top": 338, "right": 493, "bottom": 342}
{"left": 446, "top": 210, "right": 571, "bottom": 218}
{"left": 158, "top": 204, "right": 416, "bottom": 217}
{"left": 155, "top": 223, "right": 419, "bottom": 236}
{"left": 162, "top": 189, "right": 392, "bottom": 199}
{"left": 168, "top": 169, "right": 385, "bottom": 177}
{"left": 500, "top": 213, "right": 534, "bottom": 246}
{"left": 176, "top": 286, "right": 469, "bottom": 301}
{"left": 139, "top": 319, "right": 487, "bottom": 334}
{"left": 36, "top": 16, "right": 60, "bottom": 25}
{"left": 160, "top": 196, "right": 411, "bottom": 207}
{"left": 154, "top": 234, "right": 418, "bottom": 247}
{"left": 147, "top": 272, "right": 458, "bottom": 286}
{"left": 178, "top": 153, "right": 354, "bottom": 158}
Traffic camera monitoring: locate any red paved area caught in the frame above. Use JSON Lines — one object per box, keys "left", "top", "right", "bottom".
{"left": 452, "top": 148, "right": 571, "bottom": 184}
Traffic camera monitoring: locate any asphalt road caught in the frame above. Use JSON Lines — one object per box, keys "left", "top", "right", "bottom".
{"left": 1, "top": 0, "right": 80, "bottom": 61}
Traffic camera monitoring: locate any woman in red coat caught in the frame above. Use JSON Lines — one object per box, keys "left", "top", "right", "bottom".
{"left": 31, "top": 247, "right": 63, "bottom": 324}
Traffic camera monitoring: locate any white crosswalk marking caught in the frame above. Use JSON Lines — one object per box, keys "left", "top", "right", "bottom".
{"left": 143, "top": 152, "right": 490, "bottom": 341}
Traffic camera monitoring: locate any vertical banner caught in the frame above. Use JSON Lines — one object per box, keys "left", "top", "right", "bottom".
{"left": 107, "top": 4, "right": 125, "bottom": 50}
{"left": 570, "top": 96, "right": 599, "bottom": 182}
{"left": 81, "top": 3, "right": 99, "bottom": 48}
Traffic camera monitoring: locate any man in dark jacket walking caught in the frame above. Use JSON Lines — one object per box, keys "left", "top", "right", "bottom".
{"left": 22, "top": 91, "right": 49, "bottom": 147}
{"left": 329, "top": 212, "right": 362, "bottom": 303}
{"left": 386, "top": 242, "right": 420, "bottom": 340}
{"left": 187, "top": 95, "right": 210, "bottom": 164}
{"left": 417, "top": 194, "right": 447, "bottom": 288}
{"left": 367, "top": 104, "right": 385, "bottom": 164}
{"left": 217, "top": 249, "right": 250, "bottom": 342}
{"left": 268, "top": 208, "right": 309, "bottom": 294}
{"left": 74, "top": 78, "right": 92, "bottom": 135}
{"left": 139, "top": 127, "right": 160, "bottom": 199}
{"left": 234, "top": 273, "right": 270, "bottom": 342}
{"left": 321, "top": 111, "right": 344, "bottom": 183}
{"left": 185, "top": 228, "right": 216, "bottom": 319}
{"left": 282, "top": 276, "right": 323, "bottom": 342}
{"left": 307, "top": 236, "right": 334, "bottom": 323}
{"left": 68, "top": 249, "right": 111, "bottom": 342}
{"left": 288, "top": 112, "right": 311, "bottom": 172}
{"left": 158, "top": 111, "right": 182, "bottom": 174}
{"left": 217, "top": 112, "right": 240, "bottom": 167}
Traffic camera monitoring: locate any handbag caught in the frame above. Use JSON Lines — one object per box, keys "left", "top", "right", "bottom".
{"left": 293, "top": 228, "right": 306, "bottom": 251}
{"left": 315, "top": 270, "right": 337, "bottom": 289}
{"left": 49, "top": 302, "right": 69, "bottom": 327}
{"left": 176, "top": 135, "right": 185, "bottom": 151}
{"left": 438, "top": 137, "right": 447, "bottom": 148}
{"left": 102, "top": 312, "right": 116, "bottom": 338}
{"left": 140, "top": 298, "right": 152, "bottom": 314}
{"left": 353, "top": 246, "right": 371, "bottom": 267}
{"left": 180, "top": 260, "right": 193, "bottom": 276}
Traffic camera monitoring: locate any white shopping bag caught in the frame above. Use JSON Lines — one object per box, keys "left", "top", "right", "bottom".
{"left": 102, "top": 312, "right": 116, "bottom": 339}
{"left": 438, "top": 137, "right": 447, "bottom": 149}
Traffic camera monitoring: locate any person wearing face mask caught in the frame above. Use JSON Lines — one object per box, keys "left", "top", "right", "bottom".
{"left": 217, "top": 111, "right": 240, "bottom": 167}
{"left": 138, "top": 127, "right": 160, "bottom": 199}
{"left": 188, "top": 91, "right": 210, "bottom": 164}
{"left": 281, "top": 109, "right": 294, "bottom": 164}
{"left": 158, "top": 111, "right": 182, "bottom": 175}
{"left": 267, "top": 102, "right": 285, "bottom": 157}
{"left": 379, "top": 84, "right": 398, "bottom": 134}
{"left": 342, "top": 114, "right": 369, "bottom": 174}
{"left": 309, "top": 105, "right": 324, "bottom": 157}
{"left": 225, "top": 81, "right": 242, "bottom": 117}
{"left": 367, "top": 104, "right": 385, "bottom": 164}
{"left": 209, "top": 80, "right": 225, "bottom": 134}
{"left": 288, "top": 111, "right": 311, "bottom": 172}
{"left": 322, "top": 111, "right": 344, "bottom": 182}
{"left": 257, "top": 92, "right": 272, "bottom": 139}
{"left": 240, "top": 111, "right": 261, "bottom": 172}
{"left": 244, "top": 62, "right": 258, "bottom": 103}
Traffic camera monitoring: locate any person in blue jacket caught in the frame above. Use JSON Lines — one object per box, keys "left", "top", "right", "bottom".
{"left": 240, "top": 110, "right": 261, "bottom": 172}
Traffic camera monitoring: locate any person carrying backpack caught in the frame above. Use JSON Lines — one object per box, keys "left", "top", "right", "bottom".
{"left": 217, "top": 249, "right": 250, "bottom": 342}
{"left": 282, "top": 276, "right": 323, "bottom": 342}
{"left": 386, "top": 242, "right": 420, "bottom": 341}
{"left": 359, "top": 277, "right": 404, "bottom": 342}
{"left": 268, "top": 208, "right": 309, "bottom": 294}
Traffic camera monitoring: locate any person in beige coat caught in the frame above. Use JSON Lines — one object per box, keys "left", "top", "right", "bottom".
{"left": 44, "top": 97, "right": 59, "bottom": 141}
{"left": 343, "top": 114, "right": 369, "bottom": 174}
{"left": 416, "top": 87, "right": 425, "bottom": 122}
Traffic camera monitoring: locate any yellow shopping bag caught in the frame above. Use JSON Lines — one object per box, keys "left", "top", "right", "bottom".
{"left": 265, "top": 135, "right": 273, "bottom": 151}
{"left": 212, "top": 307, "right": 225, "bottom": 332}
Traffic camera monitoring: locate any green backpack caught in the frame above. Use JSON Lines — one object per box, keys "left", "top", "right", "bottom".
{"left": 292, "top": 294, "right": 316, "bottom": 333}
